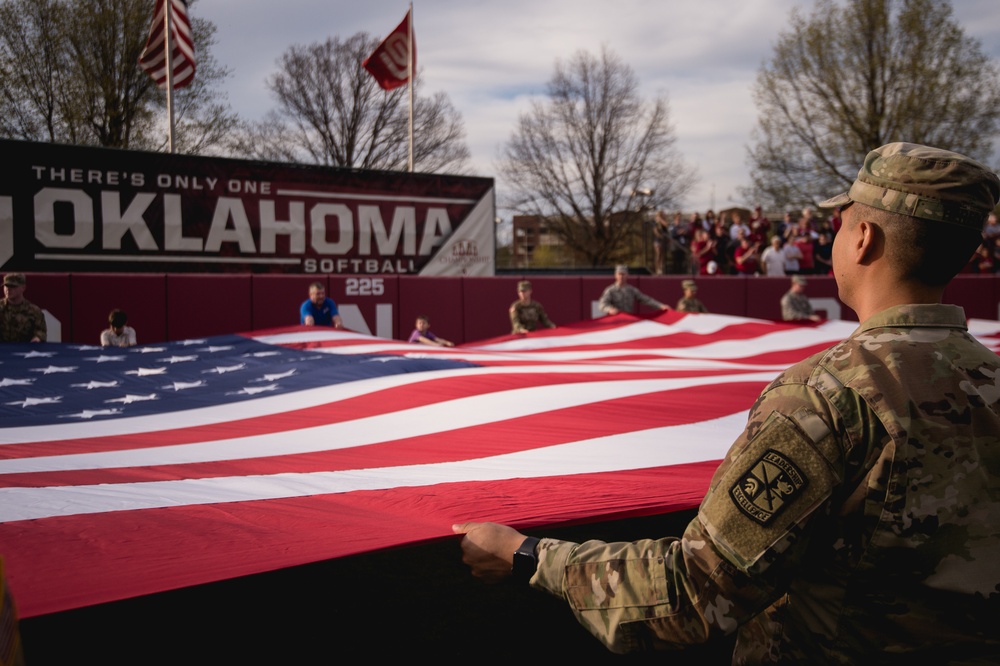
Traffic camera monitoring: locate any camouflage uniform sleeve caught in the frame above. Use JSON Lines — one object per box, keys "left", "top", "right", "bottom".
{"left": 780, "top": 293, "right": 813, "bottom": 321}
{"left": 531, "top": 531, "right": 757, "bottom": 653}
{"left": 530, "top": 371, "right": 868, "bottom": 654}
{"left": 509, "top": 301, "right": 526, "bottom": 334}
{"left": 780, "top": 293, "right": 799, "bottom": 320}
{"left": 31, "top": 305, "right": 46, "bottom": 342}
{"left": 597, "top": 286, "right": 615, "bottom": 313}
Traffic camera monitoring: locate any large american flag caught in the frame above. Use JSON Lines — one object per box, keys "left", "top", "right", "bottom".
{"left": 2, "top": 312, "right": 998, "bottom": 618}
{"left": 138, "top": 0, "right": 196, "bottom": 89}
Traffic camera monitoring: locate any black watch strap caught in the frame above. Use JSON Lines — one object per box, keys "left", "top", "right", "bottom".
{"left": 511, "top": 536, "right": 540, "bottom": 583}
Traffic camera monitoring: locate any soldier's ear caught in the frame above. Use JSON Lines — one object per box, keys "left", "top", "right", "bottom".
{"left": 855, "top": 220, "right": 883, "bottom": 266}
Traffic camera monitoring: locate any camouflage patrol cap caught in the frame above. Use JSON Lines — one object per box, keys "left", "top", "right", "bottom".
{"left": 517, "top": 280, "right": 532, "bottom": 291}
{"left": 820, "top": 142, "right": 1000, "bottom": 230}
{"left": 3, "top": 272, "right": 25, "bottom": 287}
{"left": 682, "top": 279, "right": 697, "bottom": 290}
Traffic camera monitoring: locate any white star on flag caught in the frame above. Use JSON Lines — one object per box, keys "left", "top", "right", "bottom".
{"left": 232, "top": 384, "right": 279, "bottom": 396}
{"left": 255, "top": 369, "right": 296, "bottom": 382}
{"left": 203, "top": 364, "right": 245, "bottom": 374}
{"left": 105, "top": 394, "right": 159, "bottom": 405}
{"left": 158, "top": 356, "right": 199, "bottom": 364}
{"left": 162, "top": 381, "right": 207, "bottom": 391}
{"left": 71, "top": 381, "right": 121, "bottom": 390}
{"left": 59, "top": 408, "right": 124, "bottom": 419}
{"left": 0, "top": 378, "right": 34, "bottom": 388}
{"left": 30, "top": 366, "right": 78, "bottom": 374}
{"left": 125, "top": 367, "right": 168, "bottom": 377}
{"left": 6, "top": 396, "right": 62, "bottom": 408}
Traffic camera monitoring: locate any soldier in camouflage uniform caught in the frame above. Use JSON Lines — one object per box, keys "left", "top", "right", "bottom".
{"left": 675, "top": 279, "right": 708, "bottom": 313}
{"left": 455, "top": 143, "right": 1000, "bottom": 663}
{"left": 598, "top": 265, "right": 671, "bottom": 315}
{"left": 0, "top": 273, "right": 46, "bottom": 343}
{"left": 509, "top": 280, "right": 556, "bottom": 334}
{"left": 780, "top": 275, "right": 821, "bottom": 321}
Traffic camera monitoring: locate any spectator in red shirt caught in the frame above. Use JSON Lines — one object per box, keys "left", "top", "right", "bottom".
{"left": 733, "top": 236, "right": 760, "bottom": 275}
{"left": 690, "top": 228, "right": 717, "bottom": 275}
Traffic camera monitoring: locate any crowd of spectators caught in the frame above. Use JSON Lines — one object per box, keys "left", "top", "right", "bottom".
{"left": 658, "top": 204, "right": 1000, "bottom": 277}
{"left": 656, "top": 205, "right": 843, "bottom": 277}
{"left": 971, "top": 212, "right": 1000, "bottom": 274}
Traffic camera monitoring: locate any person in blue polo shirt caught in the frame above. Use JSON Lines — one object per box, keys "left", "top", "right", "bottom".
{"left": 300, "top": 282, "right": 343, "bottom": 328}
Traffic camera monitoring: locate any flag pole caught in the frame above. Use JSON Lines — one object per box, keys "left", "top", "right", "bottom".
{"left": 164, "top": 0, "right": 176, "bottom": 153}
{"left": 407, "top": 2, "right": 414, "bottom": 172}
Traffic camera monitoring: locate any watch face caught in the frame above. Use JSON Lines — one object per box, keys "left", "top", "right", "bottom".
{"left": 512, "top": 537, "right": 539, "bottom": 583}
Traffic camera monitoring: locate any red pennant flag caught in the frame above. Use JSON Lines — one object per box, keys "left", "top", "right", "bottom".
{"left": 363, "top": 10, "right": 415, "bottom": 91}
{"left": 138, "top": 0, "right": 196, "bottom": 89}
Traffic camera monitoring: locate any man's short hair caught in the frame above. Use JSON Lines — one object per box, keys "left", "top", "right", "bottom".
{"left": 309, "top": 281, "right": 324, "bottom": 292}
{"left": 614, "top": 265, "right": 629, "bottom": 274}
{"left": 854, "top": 203, "right": 982, "bottom": 287}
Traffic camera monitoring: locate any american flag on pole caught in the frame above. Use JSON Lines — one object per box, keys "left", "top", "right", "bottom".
{"left": 362, "top": 9, "right": 414, "bottom": 91}
{"left": 2, "top": 312, "right": 999, "bottom": 618}
{"left": 138, "top": 0, "right": 196, "bottom": 89}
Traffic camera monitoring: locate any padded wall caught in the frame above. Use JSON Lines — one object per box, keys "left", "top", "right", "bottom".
{"left": 70, "top": 274, "right": 168, "bottom": 345}
{"left": 15, "top": 273, "right": 1000, "bottom": 345}
{"left": 166, "top": 275, "right": 253, "bottom": 340}
{"left": 398, "top": 277, "right": 463, "bottom": 344}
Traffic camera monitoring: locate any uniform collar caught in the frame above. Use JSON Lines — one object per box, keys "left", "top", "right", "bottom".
{"left": 857, "top": 303, "right": 967, "bottom": 334}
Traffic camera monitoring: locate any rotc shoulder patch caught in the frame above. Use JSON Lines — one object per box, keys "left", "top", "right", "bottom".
{"left": 729, "top": 449, "right": 808, "bottom": 526}
{"left": 699, "top": 407, "right": 839, "bottom": 571}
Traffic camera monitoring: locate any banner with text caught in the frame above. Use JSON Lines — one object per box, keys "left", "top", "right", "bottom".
{"left": 0, "top": 140, "right": 495, "bottom": 276}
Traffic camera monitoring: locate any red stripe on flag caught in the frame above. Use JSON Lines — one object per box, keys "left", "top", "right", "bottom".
{"left": 2, "top": 462, "right": 719, "bottom": 618}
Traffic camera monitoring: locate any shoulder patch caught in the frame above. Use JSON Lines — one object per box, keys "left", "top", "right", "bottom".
{"left": 699, "top": 408, "right": 840, "bottom": 571}
{"left": 729, "top": 449, "right": 808, "bottom": 526}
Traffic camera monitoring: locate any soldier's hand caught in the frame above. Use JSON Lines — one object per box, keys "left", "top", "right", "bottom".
{"left": 452, "top": 521, "right": 527, "bottom": 583}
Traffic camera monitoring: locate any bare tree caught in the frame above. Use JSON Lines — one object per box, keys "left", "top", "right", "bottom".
{"left": 0, "top": 0, "right": 238, "bottom": 152}
{"left": 0, "top": 0, "right": 78, "bottom": 142}
{"left": 497, "top": 46, "right": 695, "bottom": 268}
{"left": 66, "top": 0, "right": 159, "bottom": 147}
{"left": 746, "top": 0, "right": 1000, "bottom": 210}
{"left": 247, "top": 32, "right": 470, "bottom": 173}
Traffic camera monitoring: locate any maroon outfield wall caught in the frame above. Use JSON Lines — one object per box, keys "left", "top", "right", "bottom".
{"left": 19, "top": 273, "right": 1000, "bottom": 345}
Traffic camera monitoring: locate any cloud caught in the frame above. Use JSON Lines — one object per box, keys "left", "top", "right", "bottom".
{"left": 196, "top": 0, "right": 1000, "bottom": 213}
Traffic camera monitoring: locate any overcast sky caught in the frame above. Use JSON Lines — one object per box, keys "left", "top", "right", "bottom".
{"left": 194, "top": 0, "right": 1000, "bottom": 215}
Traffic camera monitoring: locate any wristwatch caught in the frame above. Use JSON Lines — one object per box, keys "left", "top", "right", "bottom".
{"left": 511, "top": 536, "right": 540, "bottom": 583}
